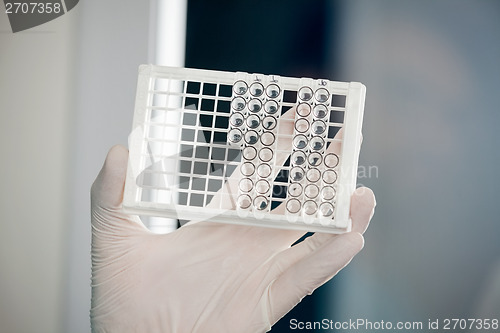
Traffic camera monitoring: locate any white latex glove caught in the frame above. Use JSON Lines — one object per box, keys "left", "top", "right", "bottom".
{"left": 92, "top": 102, "right": 375, "bottom": 333}
{"left": 90, "top": 144, "right": 375, "bottom": 332}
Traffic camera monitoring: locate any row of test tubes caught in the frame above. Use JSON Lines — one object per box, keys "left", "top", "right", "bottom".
{"left": 228, "top": 76, "right": 282, "bottom": 218}
{"left": 286, "top": 83, "right": 340, "bottom": 225}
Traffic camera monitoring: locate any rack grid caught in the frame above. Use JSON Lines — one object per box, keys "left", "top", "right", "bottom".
{"left": 123, "top": 65, "right": 366, "bottom": 233}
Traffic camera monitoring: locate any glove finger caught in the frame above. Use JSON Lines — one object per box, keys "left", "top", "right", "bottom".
{"left": 350, "top": 186, "right": 376, "bottom": 234}
{"left": 264, "top": 184, "right": 374, "bottom": 275}
{"left": 267, "top": 232, "right": 364, "bottom": 324}
{"left": 91, "top": 145, "right": 147, "bottom": 231}
{"left": 91, "top": 145, "right": 129, "bottom": 208}
{"left": 204, "top": 108, "right": 349, "bottom": 211}
{"left": 260, "top": 184, "right": 373, "bottom": 252}
{"left": 264, "top": 229, "right": 338, "bottom": 283}
{"left": 207, "top": 107, "right": 296, "bottom": 211}
{"left": 207, "top": 116, "right": 346, "bottom": 227}
{"left": 255, "top": 127, "right": 347, "bottom": 245}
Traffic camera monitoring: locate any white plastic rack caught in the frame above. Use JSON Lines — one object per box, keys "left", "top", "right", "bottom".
{"left": 123, "top": 65, "right": 366, "bottom": 233}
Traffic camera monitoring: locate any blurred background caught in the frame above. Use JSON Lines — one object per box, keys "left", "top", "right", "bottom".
{"left": 1, "top": 0, "right": 499, "bottom": 332}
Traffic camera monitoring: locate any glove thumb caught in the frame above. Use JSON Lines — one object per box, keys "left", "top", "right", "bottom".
{"left": 91, "top": 145, "right": 147, "bottom": 234}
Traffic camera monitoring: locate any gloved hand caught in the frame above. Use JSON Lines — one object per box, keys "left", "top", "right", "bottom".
{"left": 92, "top": 101, "right": 375, "bottom": 333}
{"left": 90, "top": 143, "right": 375, "bottom": 333}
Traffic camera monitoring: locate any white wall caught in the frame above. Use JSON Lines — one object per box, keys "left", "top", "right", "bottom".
{"left": 0, "top": 1, "right": 151, "bottom": 332}
{"left": 64, "top": 1, "right": 150, "bottom": 332}
{"left": 0, "top": 9, "right": 75, "bottom": 333}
